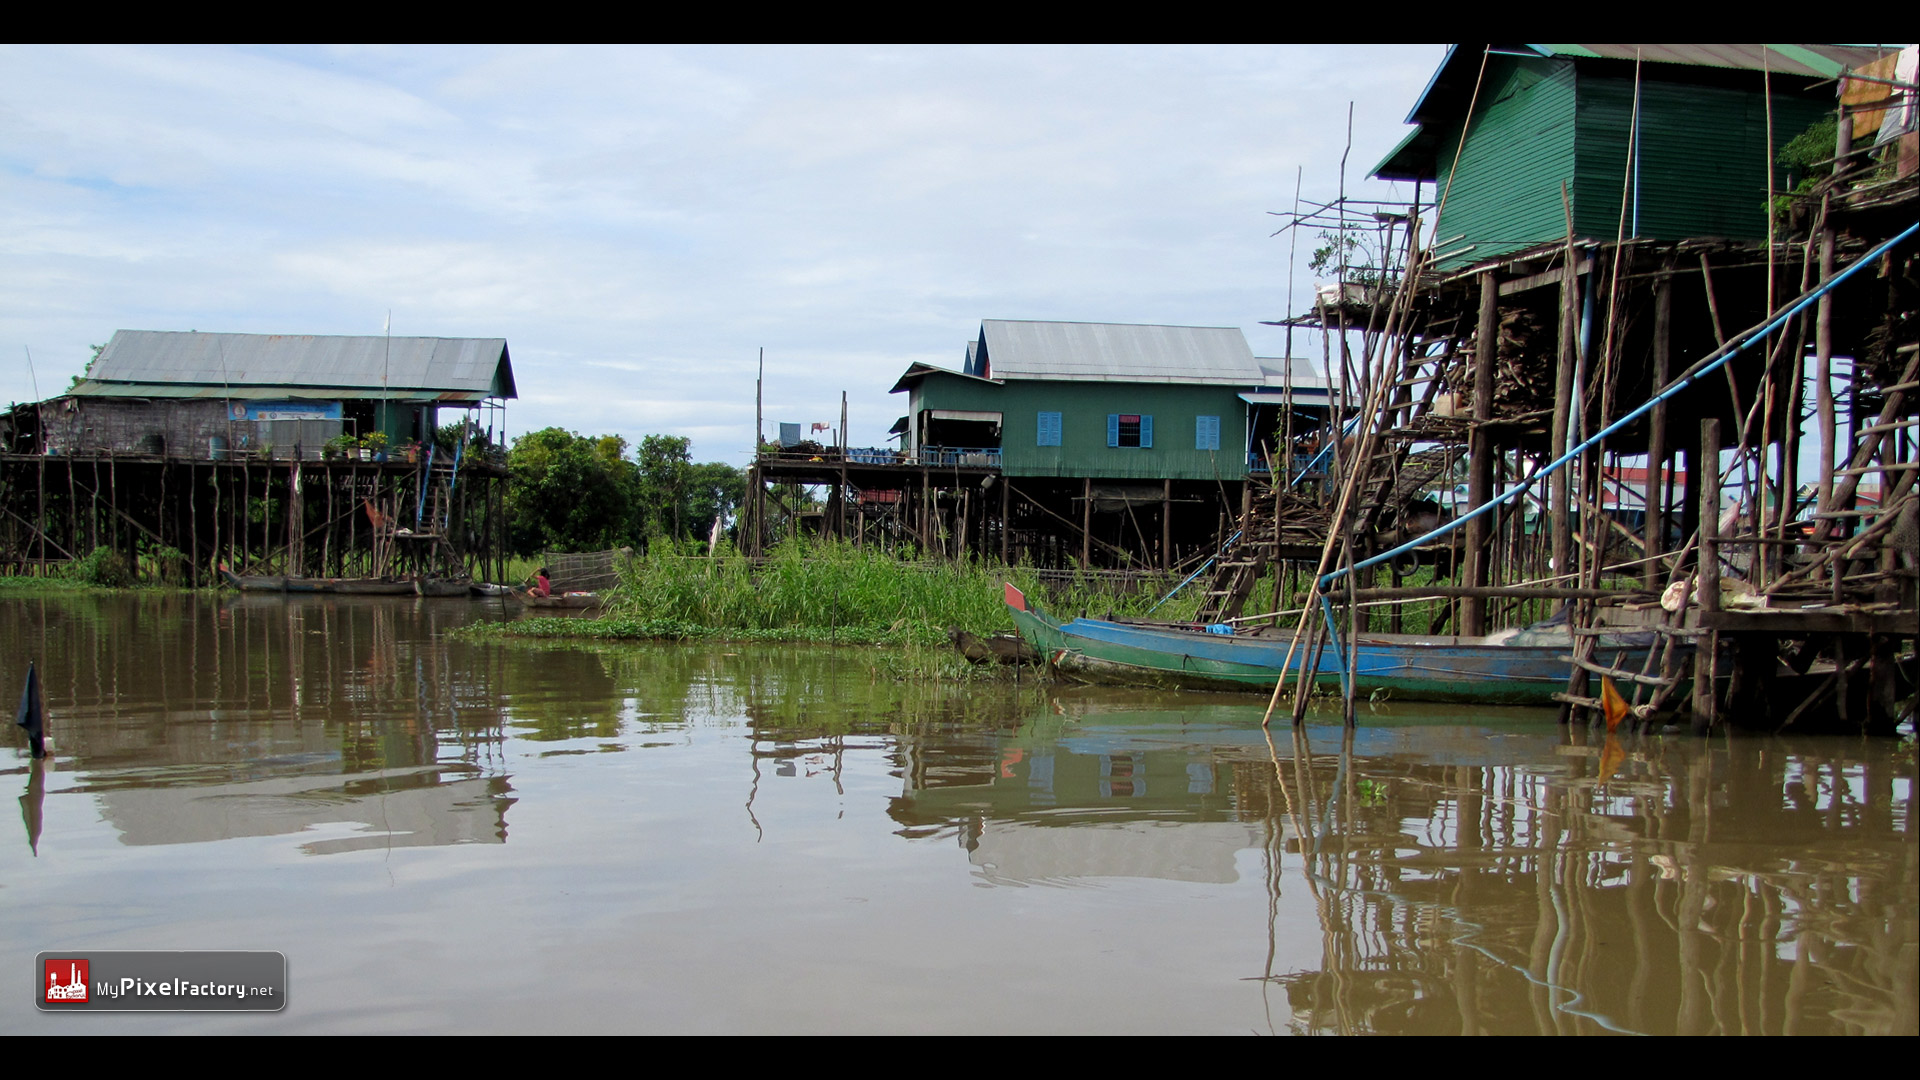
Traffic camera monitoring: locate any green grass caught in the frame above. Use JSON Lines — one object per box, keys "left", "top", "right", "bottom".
{"left": 462, "top": 538, "right": 1614, "bottom": 654}
{"left": 465, "top": 538, "right": 1204, "bottom": 650}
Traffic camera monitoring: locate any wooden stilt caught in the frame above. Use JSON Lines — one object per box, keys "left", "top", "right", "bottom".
{"left": 1081, "top": 477, "right": 1092, "bottom": 569}
{"left": 1463, "top": 268, "right": 1498, "bottom": 634}
{"left": 1161, "top": 479, "right": 1172, "bottom": 571}
{"left": 1693, "top": 419, "right": 1721, "bottom": 735}
{"left": 1644, "top": 264, "right": 1673, "bottom": 590}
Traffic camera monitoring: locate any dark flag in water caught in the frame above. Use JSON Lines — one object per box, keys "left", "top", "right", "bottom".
{"left": 16, "top": 660, "right": 46, "bottom": 759}
{"left": 20, "top": 756, "right": 44, "bottom": 855}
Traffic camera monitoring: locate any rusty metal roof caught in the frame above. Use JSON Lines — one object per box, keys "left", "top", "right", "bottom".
{"left": 77, "top": 330, "right": 516, "bottom": 399}
{"left": 977, "top": 320, "right": 1260, "bottom": 385}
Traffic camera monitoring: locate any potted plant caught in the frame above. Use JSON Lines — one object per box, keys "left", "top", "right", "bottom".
{"left": 360, "top": 431, "right": 388, "bottom": 462}
{"left": 323, "top": 433, "right": 356, "bottom": 461}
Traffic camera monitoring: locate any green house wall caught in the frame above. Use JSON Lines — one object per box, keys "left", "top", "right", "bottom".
{"left": 907, "top": 373, "right": 1251, "bottom": 481}
{"left": 1570, "top": 69, "right": 1828, "bottom": 244}
{"left": 1431, "top": 56, "right": 1828, "bottom": 269}
{"left": 1431, "top": 55, "right": 1580, "bottom": 269}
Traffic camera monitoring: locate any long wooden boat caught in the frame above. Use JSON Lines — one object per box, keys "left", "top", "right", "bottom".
{"left": 219, "top": 569, "right": 432, "bottom": 596}
{"left": 220, "top": 570, "right": 287, "bottom": 592}
{"left": 1005, "top": 585, "right": 1672, "bottom": 706}
{"left": 322, "top": 578, "right": 416, "bottom": 595}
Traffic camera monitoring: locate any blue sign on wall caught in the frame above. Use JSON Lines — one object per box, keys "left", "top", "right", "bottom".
{"left": 234, "top": 400, "right": 343, "bottom": 421}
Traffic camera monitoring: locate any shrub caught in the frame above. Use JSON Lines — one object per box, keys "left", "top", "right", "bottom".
{"left": 69, "top": 546, "right": 133, "bottom": 587}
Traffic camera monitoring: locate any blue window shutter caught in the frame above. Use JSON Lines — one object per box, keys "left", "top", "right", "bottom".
{"left": 1140, "top": 415, "right": 1152, "bottom": 448}
{"left": 1197, "top": 415, "right": 1218, "bottom": 451}
{"left": 1107, "top": 414, "right": 1119, "bottom": 447}
{"left": 1037, "top": 411, "right": 1061, "bottom": 447}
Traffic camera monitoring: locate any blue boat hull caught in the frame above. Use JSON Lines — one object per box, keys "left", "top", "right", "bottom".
{"left": 1009, "top": 601, "right": 1671, "bottom": 706}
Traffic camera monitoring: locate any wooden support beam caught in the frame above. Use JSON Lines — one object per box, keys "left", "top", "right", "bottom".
{"left": 1550, "top": 226, "right": 1578, "bottom": 586}
{"left": 1693, "top": 418, "right": 1721, "bottom": 734}
{"left": 1644, "top": 265, "right": 1673, "bottom": 591}
{"left": 1497, "top": 255, "right": 1593, "bottom": 297}
{"left": 1347, "top": 585, "right": 1637, "bottom": 603}
{"left": 1463, "top": 271, "right": 1498, "bottom": 634}
{"left": 1, "top": 505, "right": 74, "bottom": 562}
{"left": 1161, "top": 479, "right": 1172, "bottom": 572}
{"left": 1081, "top": 477, "right": 1092, "bottom": 569}
{"left": 68, "top": 472, "right": 167, "bottom": 549}
{"left": 999, "top": 477, "right": 1009, "bottom": 563}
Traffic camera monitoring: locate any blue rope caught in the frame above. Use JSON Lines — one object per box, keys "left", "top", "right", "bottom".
{"left": 1316, "top": 221, "right": 1919, "bottom": 596}
{"left": 1146, "top": 529, "right": 1241, "bottom": 615}
{"left": 1319, "top": 591, "right": 1350, "bottom": 697}
{"left": 1291, "top": 414, "right": 1363, "bottom": 488}
{"left": 414, "top": 443, "right": 436, "bottom": 525}
{"left": 1310, "top": 221, "right": 1918, "bottom": 681}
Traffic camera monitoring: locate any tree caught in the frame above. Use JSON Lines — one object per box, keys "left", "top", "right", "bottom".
{"left": 506, "top": 427, "right": 637, "bottom": 554}
{"left": 634, "top": 434, "right": 693, "bottom": 542}
{"left": 686, "top": 461, "right": 747, "bottom": 544}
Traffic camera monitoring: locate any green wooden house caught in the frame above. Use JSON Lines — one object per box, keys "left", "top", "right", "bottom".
{"left": 1374, "top": 44, "right": 1887, "bottom": 270}
{"left": 889, "top": 320, "right": 1327, "bottom": 482}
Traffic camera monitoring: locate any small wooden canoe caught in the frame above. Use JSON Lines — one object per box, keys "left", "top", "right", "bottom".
{"left": 517, "top": 590, "right": 604, "bottom": 609}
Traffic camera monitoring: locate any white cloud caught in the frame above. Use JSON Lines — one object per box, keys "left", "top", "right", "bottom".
{"left": 0, "top": 43, "right": 1443, "bottom": 456}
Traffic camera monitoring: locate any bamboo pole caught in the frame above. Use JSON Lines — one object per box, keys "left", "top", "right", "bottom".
{"left": 1813, "top": 200, "right": 1837, "bottom": 518}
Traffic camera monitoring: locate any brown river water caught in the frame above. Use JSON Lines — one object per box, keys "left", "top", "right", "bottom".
{"left": 2, "top": 591, "right": 1914, "bottom": 1034}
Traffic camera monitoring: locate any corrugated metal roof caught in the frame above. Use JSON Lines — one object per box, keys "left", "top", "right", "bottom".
{"left": 1255, "top": 357, "right": 1334, "bottom": 393}
{"left": 78, "top": 331, "right": 516, "bottom": 398}
{"left": 65, "top": 381, "right": 486, "bottom": 403}
{"left": 1400, "top": 44, "right": 1895, "bottom": 129}
{"left": 1530, "top": 44, "right": 1886, "bottom": 79}
{"left": 979, "top": 320, "right": 1259, "bottom": 385}
{"left": 888, "top": 361, "right": 999, "bottom": 394}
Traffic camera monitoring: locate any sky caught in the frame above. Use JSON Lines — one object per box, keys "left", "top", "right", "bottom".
{"left": 0, "top": 44, "right": 1443, "bottom": 465}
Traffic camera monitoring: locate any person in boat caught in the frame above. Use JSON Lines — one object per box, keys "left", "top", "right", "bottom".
{"left": 532, "top": 567, "right": 552, "bottom": 598}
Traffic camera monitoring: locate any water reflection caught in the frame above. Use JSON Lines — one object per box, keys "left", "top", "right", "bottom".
{"left": 1, "top": 591, "right": 1911, "bottom": 1035}
{"left": 1249, "top": 726, "right": 1915, "bottom": 1036}
{"left": 3, "top": 591, "right": 517, "bottom": 851}
{"left": 882, "top": 700, "right": 1914, "bottom": 1035}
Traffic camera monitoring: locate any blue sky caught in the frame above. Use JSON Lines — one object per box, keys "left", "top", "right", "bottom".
{"left": 1, "top": 44, "right": 1441, "bottom": 463}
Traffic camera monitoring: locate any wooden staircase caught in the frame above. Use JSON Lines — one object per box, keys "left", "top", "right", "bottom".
{"left": 1193, "top": 485, "right": 1283, "bottom": 624}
